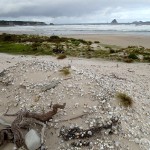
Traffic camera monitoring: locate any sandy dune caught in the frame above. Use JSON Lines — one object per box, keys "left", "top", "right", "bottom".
{"left": 0, "top": 54, "right": 150, "bottom": 150}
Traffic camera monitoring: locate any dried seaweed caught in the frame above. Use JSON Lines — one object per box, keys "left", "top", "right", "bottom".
{"left": 60, "top": 116, "right": 120, "bottom": 141}
{"left": 0, "top": 128, "right": 14, "bottom": 146}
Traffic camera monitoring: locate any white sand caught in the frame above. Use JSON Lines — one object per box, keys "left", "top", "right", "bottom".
{"left": 0, "top": 54, "right": 150, "bottom": 150}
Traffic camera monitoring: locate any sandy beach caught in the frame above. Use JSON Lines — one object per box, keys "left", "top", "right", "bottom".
{"left": 63, "top": 34, "right": 150, "bottom": 48}
{"left": 0, "top": 53, "right": 150, "bottom": 150}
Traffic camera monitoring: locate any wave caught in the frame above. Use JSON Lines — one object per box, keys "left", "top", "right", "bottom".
{"left": 0, "top": 24, "right": 150, "bottom": 35}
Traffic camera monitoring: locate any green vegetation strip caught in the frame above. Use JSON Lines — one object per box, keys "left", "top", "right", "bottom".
{"left": 0, "top": 33, "right": 150, "bottom": 62}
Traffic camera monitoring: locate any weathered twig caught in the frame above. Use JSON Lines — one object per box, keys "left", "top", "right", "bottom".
{"left": 60, "top": 113, "right": 91, "bottom": 122}
{"left": 3, "top": 105, "right": 11, "bottom": 116}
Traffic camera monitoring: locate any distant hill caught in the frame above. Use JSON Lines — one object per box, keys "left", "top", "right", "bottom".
{"left": 0, "top": 20, "right": 47, "bottom": 26}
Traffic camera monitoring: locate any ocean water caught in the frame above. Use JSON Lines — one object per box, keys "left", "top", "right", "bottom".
{"left": 0, "top": 24, "right": 150, "bottom": 36}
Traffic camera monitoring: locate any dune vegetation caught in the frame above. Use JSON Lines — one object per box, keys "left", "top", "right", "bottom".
{"left": 0, "top": 33, "right": 149, "bottom": 62}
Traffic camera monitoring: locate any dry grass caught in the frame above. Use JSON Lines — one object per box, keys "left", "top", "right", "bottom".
{"left": 57, "top": 54, "right": 67, "bottom": 59}
{"left": 59, "top": 67, "right": 70, "bottom": 76}
{"left": 123, "top": 58, "right": 134, "bottom": 63}
{"left": 116, "top": 92, "right": 133, "bottom": 107}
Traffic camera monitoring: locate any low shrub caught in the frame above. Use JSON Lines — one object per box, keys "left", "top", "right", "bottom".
{"left": 94, "top": 41, "right": 100, "bottom": 43}
{"left": 128, "top": 53, "right": 138, "bottom": 59}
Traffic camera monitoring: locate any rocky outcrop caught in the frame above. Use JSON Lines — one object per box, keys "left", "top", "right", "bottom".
{"left": 111, "top": 19, "right": 118, "bottom": 24}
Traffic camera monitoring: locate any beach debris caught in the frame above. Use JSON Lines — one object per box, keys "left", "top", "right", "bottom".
{"left": 71, "top": 140, "right": 90, "bottom": 147}
{"left": 0, "top": 69, "right": 6, "bottom": 77}
{"left": 59, "top": 116, "right": 120, "bottom": 142}
{"left": 0, "top": 128, "right": 14, "bottom": 146}
{"left": 23, "top": 103, "right": 66, "bottom": 122}
{"left": 25, "top": 129, "right": 41, "bottom": 150}
{"left": 1, "top": 103, "right": 66, "bottom": 149}
{"left": 0, "top": 69, "right": 14, "bottom": 86}
{"left": 11, "top": 110, "right": 27, "bottom": 149}
{"left": 4, "top": 103, "right": 66, "bottom": 122}
{"left": 53, "top": 48, "right": 64, "bottom": 54}
{"left": 0, "top": 118, "right": 11, "bottom": 126}
{"left": 40, "top": 80, "right": 60, "bottom": 92}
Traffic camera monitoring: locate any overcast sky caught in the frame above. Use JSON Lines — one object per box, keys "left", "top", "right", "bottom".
{"left": 0, "top": 0, "right": 150, "bottom": 24}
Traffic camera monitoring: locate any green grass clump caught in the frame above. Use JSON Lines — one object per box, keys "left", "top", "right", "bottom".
{"left": 128, "top": 53, "right": 138, "bottom": 59}
{"left": 0, "top": 42, "right": 32, "bottom": 54}
{"left": 57, "top": 54, "right": 67, "bottom": 59}
{"left": 59, "top": 67, "right": 70, "bottom": 76}
{"left": 116, "top": 92, "right": 133, "bottom": 107}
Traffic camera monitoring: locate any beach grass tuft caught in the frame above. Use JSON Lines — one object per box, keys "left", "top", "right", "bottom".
{"left": 116, "top": 92, "right": 133, "bottom": 107}
{"left": 59, "top": 67, "right": 70, "bottom": 76}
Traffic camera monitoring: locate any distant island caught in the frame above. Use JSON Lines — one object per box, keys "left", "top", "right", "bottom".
{"left": 0, "top": 20, "right": 47, "bottom": 26}
{"left": 110, "top": 19, "right": 150, "bottom": 25}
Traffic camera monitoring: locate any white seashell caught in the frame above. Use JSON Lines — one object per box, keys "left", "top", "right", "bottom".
{"left": 75, "top": 103, "right": 79, "bottom": 108}
{"left": 87, "top": 131, "right": 93, "bottom": 136}
{"left": 134, "top": 138, "right": 140, "bottom": 144}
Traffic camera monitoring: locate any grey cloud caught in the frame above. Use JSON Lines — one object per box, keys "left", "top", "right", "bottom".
{"left": 0, "top": 0, "right": 150, "bottom": 23}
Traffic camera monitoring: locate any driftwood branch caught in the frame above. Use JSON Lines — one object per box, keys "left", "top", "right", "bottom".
{"left": 4, "top": 103, "right": 66, "bottom": 122}
{"left": 25, "top": 103, "right": 66, "bottom": 122}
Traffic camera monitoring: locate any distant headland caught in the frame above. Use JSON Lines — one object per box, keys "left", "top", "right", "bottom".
{"left": 0, "top": 20, "right": 47, "bottom": 26}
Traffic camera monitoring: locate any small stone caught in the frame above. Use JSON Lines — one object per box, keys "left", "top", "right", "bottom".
{"left": 25, "top": 129, "right": 41, "bottom": 150}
